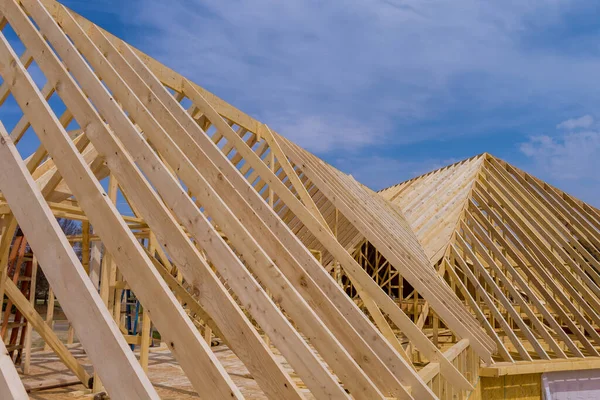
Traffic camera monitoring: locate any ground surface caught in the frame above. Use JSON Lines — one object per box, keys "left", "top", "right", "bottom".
{"left": 20, "top": 343, "right": 315, "bottom": 399}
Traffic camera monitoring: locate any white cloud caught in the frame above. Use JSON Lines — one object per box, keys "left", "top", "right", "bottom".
{"left": 556, "top": 115, "right": 594, "bottom": 130}
{"left": 265, "top": 113, "right": 384, "bottom": 153}
{"left": 520, "top": 130, "right": 600, "bottom": 181}
{"left": 57, "top": 0, "right": 600, "bottom": 207}
{"left": 520, "top": 117, "right": 600, "bottom": 206}
{"left": 118, "top": 0, "right": 594, "bottom": 154}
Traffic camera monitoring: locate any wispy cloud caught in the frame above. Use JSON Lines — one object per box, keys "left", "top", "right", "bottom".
{"left": 520, "top": 115, "right": 600, "bottom": 206}
{"left": 264, "top": 114, "right": 384, "bottom": 153}
{"left": 556, "top": 115, "right": 594, "bottom": 130}
{"left": 62, "top": 0, "right": 125, "bottom": 17}
{"left": 52, "top": 0, "right": 600, "bottom": 204}
{"left": 121, "top": 0, "right": 600, "bottom": 155}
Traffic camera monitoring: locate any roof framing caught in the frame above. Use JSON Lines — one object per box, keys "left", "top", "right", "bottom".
{"left": 0, "top": 0, "right": 494, "bottom": 398}
{"left": 380, "top": 153, "right": 600, "bottom": 363}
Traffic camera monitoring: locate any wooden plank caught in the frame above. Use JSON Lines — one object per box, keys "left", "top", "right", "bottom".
{"left": 43, "top": 288, "right": 54, "bottom": 352}
{"left": 9, "top": 81, "right": 54, "bottom": 144}
{"left": 0, "top": 2, "right": 240, "bottom": 396}
{"left": 472, "top": 188, "right": 599, "bottom": 356}
{"left": 0, "top": 340, "right": 27, "bottom": 400}
{"left": 182, "top": 81, "right": 421, "bottom": 399}
{"left": 465, "top": 209, "right": 573, "bottom": 358}
{"left": 0, "top": 121, "right": 155, "bottom": 397}
{"left": 419, "top": 339, "right": 470, "bottom": 383}
{"left": 50, "top": 9, "right": 339, "bottom": 399}
{"left": 0, "top": 217, "right": 18, "bottom": 330}
{"left": 0, "top": 49, "right": 33, "bottom": 105}
{"left": 88, "top": 241, "right": 102, "bottom": 291}
{"left": 279, "top": 138, "right": 495, "bottom": 356}
{"left": 4, "top": 278, "right": 91, "bottom": 385}
{"left": 145, "top": 251, "right": 224, "bottom": 339}
{"left": 81, "top": 221, "right": 90, "bottom": 273}
{"left": 114, "top": 39, "right": 409, "bottom": 399}
{"left": 480, "top": 357, "right": 600, "bottom": 377}
{"left": 23, "top": 255, "right": 38, "bottom": 374}
{"left": 260, "top": 124, "right": 330, "bottom": 230}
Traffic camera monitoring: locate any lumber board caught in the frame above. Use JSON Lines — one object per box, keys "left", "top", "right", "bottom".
{"left": 0, "top": 121, "right": 157, "bottom": 398}
{"left": 0, "top": 340, "right": 27, "bottom": 400}
{"left": 0, "top": 2, "right": 240, "bottom": 396}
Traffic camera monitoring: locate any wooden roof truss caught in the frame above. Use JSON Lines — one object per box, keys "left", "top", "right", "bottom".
{"left": 379, "top": 153, "right": 600, "bottom": 364}
{"left": 0, "top": 0, "right": 495, "bottom": 398}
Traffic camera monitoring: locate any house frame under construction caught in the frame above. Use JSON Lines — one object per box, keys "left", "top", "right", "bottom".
{"left": 0, "top": 1, "right": 598, "bottom": 399}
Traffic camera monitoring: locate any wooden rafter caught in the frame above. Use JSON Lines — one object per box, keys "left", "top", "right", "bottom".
{"left": 1, "top": 0, "right": 573, "bottom": 398}
{"left": 380, "top": 152, "right": 600, "bottom": 364}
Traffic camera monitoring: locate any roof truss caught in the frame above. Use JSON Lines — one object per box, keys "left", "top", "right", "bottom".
{"left": 379, "top": 153, "right": 600, "bottom": 363}
{"left": 0, "top": 0, "right": 493, "bottom": 398}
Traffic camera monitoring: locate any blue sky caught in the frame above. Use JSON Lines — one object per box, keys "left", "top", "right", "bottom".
{"left": 5, "top": 0, "right": 600, "bottom": 206}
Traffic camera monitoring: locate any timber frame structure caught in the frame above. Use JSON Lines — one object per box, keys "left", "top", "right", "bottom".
{"left": 377, "top": 154, "right": 600, "bottom": 384}
{"left": 0, "top": 1, "right": 596, "bottom": 399}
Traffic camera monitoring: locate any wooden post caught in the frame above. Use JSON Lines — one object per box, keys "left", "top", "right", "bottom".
{"left": 204, "top": 324, "right": 212, "bottom": 345}
{"left": 139, "top": 234, "right": 156, "bottom": 372}
{"left": 23, "top": 255, "right": 37, "bottom": 374}
{"left": 81, "top": 220, "right": 90, "bottom": 273}
{"left": 0, "top": 340, "right": 28, "bottom": 399}
{"left": 4, "top": 279, "right": 91, "bottom": 386}
{"left": 139, "top": 309, "right": 151, "bottom": 372}
{"left": 43, "top": 288, "right": 54, "bottom": 351}
{"left": 0, "top": 218, "right": 17, "bottom": 323}
{"left": 89, "top": 241, "right": 102, "bottom": 291}
{"left": 66, "top": 324, "right": 74, "bottom": 344}
{"left": 433, "top": 312, "right": 439, "bottom": 348}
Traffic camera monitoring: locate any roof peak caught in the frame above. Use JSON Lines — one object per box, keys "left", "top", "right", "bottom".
{"left": 379, "top": 153, "right": 487, "bottom": 193}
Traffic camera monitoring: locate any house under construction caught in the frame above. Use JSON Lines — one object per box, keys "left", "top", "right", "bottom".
{"left": 0, "top": 1, "right": 599, "bottom": 399}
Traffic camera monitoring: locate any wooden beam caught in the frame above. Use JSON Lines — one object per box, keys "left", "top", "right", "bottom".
{"left": 450, "top": 242, "right": 532, "bottom": 361}
{"left": 418, "top": 338, "right": 470, "bottom": 383}
{"left": 0, "top": 340, "right": 27, "bottom": 400}
{"left": 0, "top": 120, "right": 156, "bottom": 397}
{"left": 261, "top": 124, "right": 330, "bottom": 230}
{"left": 0, "top": 1, "right": 238, "bottom": 396}
{"left": 184, "top": 83, "right": 425, "bottom": 398}
{"left": 474, "top": 184, "right": 600, "bottom": 352}
{"left": 464, "top": 211, "right": 569, "bottom": 358}
{"left": 111, "top": 36, "right": 402, "bottom": 398}
{"left": 50, "top": 8, "right": 329, "bottom": 399}
{"left": 444, "top": 256, "right": 513, "bottom": 362}
{"left": 460, "top": 221, "right": 553, "bottom": 358}
{"left": 4, "top": 278, "right": 91, "bottom": 386}
{"left": 480, "top": 357, "right": 600, "bottom": 377}
{"left": 279, "top": 137, "right": 495, "bottom": 359}
{"left": 22, "top": 255, "right": 38, "bottom": 374}
{"left": 468, "top": 194, "right": 586, "bottom": 356}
